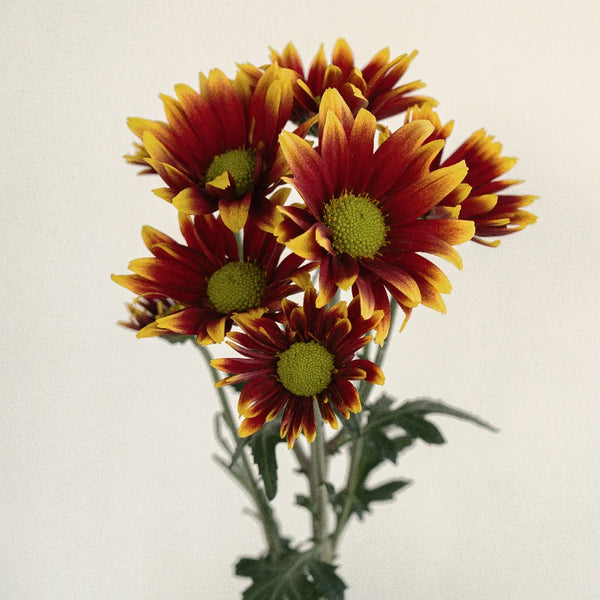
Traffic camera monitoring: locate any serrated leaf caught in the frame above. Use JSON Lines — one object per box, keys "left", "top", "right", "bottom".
{"left": 235, "top": 557, "right": 263, "bottom": 579}
{"left": 307, "top": 561, "right": 346, "bottom": 600}
{"left": 400, "top": 398, "right": 499, "bottom": 432}
{"left": 334, "top": 396, "right": 495, "bottom": 523}
{"left": 365, "top": 396, "right": 497, "bottom": 435}
{"left": 249, "top": 421, "right": 284, "bottom": 501}
{"left": 362, "top": 478, "right": 411, "bottom": 504}
{"left": 394, "top": 413, "right": 446, "bottom": 444}
{"left": 236, "top": 548, "right": 344, "bottom": 600}
{"left": 367, "top": 393, "right": 395, "bottom": 417}
{"left": 370, "top": 430, "right": 413, "bottom": 463}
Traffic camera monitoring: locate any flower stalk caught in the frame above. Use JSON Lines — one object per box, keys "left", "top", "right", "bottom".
{"left": 309, "top": 401, "right": 334, "bottom": 563}
{"left": 196, "top": 342, "right": 283, "bottom": 557}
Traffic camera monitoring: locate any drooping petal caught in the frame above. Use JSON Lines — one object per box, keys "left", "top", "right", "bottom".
{"left": 331, "top": 253, "right": 359, "bottom": 290}
{"left": 284, "top": 224, "right": 325, "bottom": 261}
{"left": 172, "top": 187, "right": 215, "bottom": 215}
{"left": 218, "top": 195, "right": 251, "bottom": 233}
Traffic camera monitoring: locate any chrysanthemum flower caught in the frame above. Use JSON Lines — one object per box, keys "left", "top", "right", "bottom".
{"left": 405, "top": 105, "right": 537, "bottom": 246}
{"left": 240, "top": 39, "right": 436, "bottom": 126}
{"left": 274, "top": 89, "right": 475, "bottom": 343}
{"left": 125, "top": 64, "right": 295, "bottom": 232}
{"left": 111, "top": 214, "right": 309, "bottom": 345}
{"left": 211, "top": 286, "right": 384, "bottom": 447}
{"left": 438, "top": 129, "right": 537, "bottom": 246}
{"left": 118, "top": 296, "right": 190, "bottom": 343}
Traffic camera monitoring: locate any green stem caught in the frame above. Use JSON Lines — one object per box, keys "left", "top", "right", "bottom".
{"left": 331, "top": 434, "right": 363, "bottom": 553}
{"left": 292, "top": 440, "right": 310, "bottom": 475}
{"left": 309, "top": 400, "right": 333, "bottom": 562}
{"left": 195, "top": 342, "right": 283, "bottom": 557}
{"left": 331, "top": 303, "right": 398, "bottom": 552}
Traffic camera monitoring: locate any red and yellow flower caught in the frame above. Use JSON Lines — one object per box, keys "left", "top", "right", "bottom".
{"left": 274, "top": 89, "right": 475, "bottom": 343}
{"left": 111, "top": 213, "right": 309, "bottom": 345}
{"left": 211, "top": 285, "right": 384, "bottom": 447}
{"left": 118, "top": 296, "right": 187, "bottom": 340}
{"left": 405, "top": 104, "right": 537, "bottom": 246}
{"left": 125, "top": 64, "right": 295, "bottom": 232}
{"left": 438, "top": 128, "right": 537, "bottom": 245}
{"left": 239, "top": 39, "right": 436, "bottom": 126}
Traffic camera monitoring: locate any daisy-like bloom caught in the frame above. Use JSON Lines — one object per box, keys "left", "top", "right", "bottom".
{"left": 111, "top": 213, "right": 309, "bottom": 345}
{"left": 211, "top": 286, "right": 384, "bottom": 447}
{"left": 125, "top": 64, "right": 295, "bottom": 232}
{"left": 437, "top": 129, "right": 537, "bottom": 246}
{"left": 240, "top": 39, "right": 436, "bottom": 126}
{"left": 274, "top": 88, "right": 475, "bottom": 343}
{"left": 405, "top": 105, "right": 537, "bottom": 246}
{"left": 118, "top": 296, "right": 189, "bottom": 343}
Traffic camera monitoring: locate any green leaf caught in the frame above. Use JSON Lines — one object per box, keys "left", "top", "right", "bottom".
{"left": 307, "top": 561, "right": 346, "bottom": 600}
{"left": 236, "top": 548, "right": 346, "bottom": 600}
{"left": 295, "top": 494, "right": 314, "bottom": 513}
{"left": 362, "top": 478, "right": 411, "bottom": 504}
{"left": 332, "top": 430, "right": 414, "bottom": 519}
{"left": 392, "top": 413, "right": 446, "bottom": 444}
{"left": 334, "top": 396, "right": 496, "bottom": 522}
{"left": 369, "top": 429, "right": 413, "bottom": 463}
{"left": 366, "top": 397, "right": 498, "bottom": 435}
{"left": 249, "top": 421, "right": 284, "bottom": 501}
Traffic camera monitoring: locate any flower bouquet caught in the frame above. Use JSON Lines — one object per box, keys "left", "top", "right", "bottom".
{"left": 112, "top": 40, "right": 536, "bottom": 598}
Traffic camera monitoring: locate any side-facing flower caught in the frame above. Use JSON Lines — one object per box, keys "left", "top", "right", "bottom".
{"left": 405, "top": 105, "right": 537, "bottom": 246}
{"left": 438, "top": 129, "right": 537, "bottom": 245}
{"left": 211, "top": 286, "right": 384, "bottom": 447}
{"left": 126, "top": 64, "right": 295, "bottom": 232}
{"left": 240, "top": 39, "right": 436, "bottom": 126}
{"left": 111, "top": 213, "right": 308, "bottom": 345}
{"left": 274, "top": 89, "right": 475, "bottom": 343}
{"left": 118, "top": 296, "right": 188, "bottom": 342}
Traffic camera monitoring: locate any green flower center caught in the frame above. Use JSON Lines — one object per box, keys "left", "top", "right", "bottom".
{"left": 323, "top": 193, "right": 387, "bottom": 258}
{"left": 206, "top": 261, "right": 267, "bottom": 314}
{"left": 276, "top": 341, "right": 335, "bottom": 397}
{"left": 205, "top": 148, "right": 256, "bottom": 197}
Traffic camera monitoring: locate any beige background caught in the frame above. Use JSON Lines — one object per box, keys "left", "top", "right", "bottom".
{"left": 2, "top": 0, "right": 599, "bottom": 597}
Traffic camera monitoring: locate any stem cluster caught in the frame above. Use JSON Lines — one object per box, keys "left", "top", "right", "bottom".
{"left": 196, "top": 304, "right": 397, "bottom": 566}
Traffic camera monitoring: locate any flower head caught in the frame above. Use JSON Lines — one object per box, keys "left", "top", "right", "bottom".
{"left": 118, "top": 296, "right": 189, "bottom": 342}
{"left": 274, "top": 89, "right": 475, "bottom": 343}
{"left": 405, "top": 105, "right": 537, "bottom": 246}
{"left": 126, "top": 64, "right": 295, "bottom": 232}
{"left": 439, "top": 128, "right": 537, "bottom": 245}
{"left": 240, "top": 39, "right": 436, "bottom": 126}
{"left": 211, "top": 286, "right": 384, "bottom": 447}
{"left": 111, "top": 213, "right": 309, "bottom": 345}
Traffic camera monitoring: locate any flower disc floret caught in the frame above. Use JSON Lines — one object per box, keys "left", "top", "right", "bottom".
{"left": 323, "top": 193, "right": 387, "bottom": 258}
{"left": 205, "top": 148, "right": 256, "bottom": 197}
{"left": 276, "top": 341, "right": 335, "bottom": 397}
{"left": 207, "top": 261, "right": 266, "bottom": 314}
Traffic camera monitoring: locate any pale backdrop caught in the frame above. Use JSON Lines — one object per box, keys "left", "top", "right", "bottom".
{"left": 2, "top": 0, "right": 599, "bottom": 598}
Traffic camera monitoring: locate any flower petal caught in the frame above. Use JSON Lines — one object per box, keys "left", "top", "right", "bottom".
{"left": 218, "top": 195, "right": 251, "bottom": 233}
{"left": 279, "top": 131, "right": 330, "bottom": 216}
